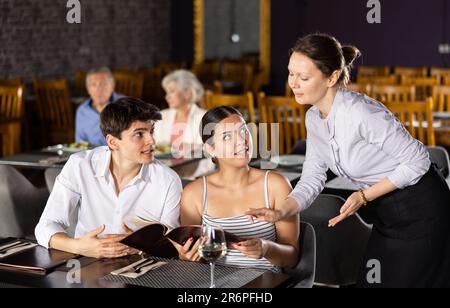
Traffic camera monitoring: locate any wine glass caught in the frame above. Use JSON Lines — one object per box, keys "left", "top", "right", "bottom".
{"left": 198, "top": 224, "right": 227, "bottom": 288}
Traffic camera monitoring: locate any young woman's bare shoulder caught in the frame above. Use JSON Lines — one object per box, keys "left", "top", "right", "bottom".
{"left": 268, "top": 171, "right": 293, "bottom": 193}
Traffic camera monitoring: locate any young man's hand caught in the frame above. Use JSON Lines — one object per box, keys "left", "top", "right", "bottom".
{"left": 74, "top": 224, "right": 131, "bottom": 258}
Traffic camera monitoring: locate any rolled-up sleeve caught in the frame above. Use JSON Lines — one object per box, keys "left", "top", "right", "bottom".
{"left": 359, "top": 103, "right": 431, "bottom": 189}
{"left": 159, "top": 177, "right": 182, "bottom": 230}
{"left": 289, "top": 137, "right": 328, "bottom": 211}
{"left": 35, "top": 159, "right": 81, "bottom": 248}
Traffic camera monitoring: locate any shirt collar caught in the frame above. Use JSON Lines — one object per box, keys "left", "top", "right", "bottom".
{"left": 94, "top": 147, "right": 152, "bottom": 184}
{"left": 323, "top": 88, "right": 344, "bottom": 140}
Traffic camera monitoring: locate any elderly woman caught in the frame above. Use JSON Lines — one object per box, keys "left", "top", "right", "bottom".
{"left": 154, "top": 70, "right": 207, "bottom": 158}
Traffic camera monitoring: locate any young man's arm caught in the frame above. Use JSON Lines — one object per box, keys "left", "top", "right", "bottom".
{"left": 35, "top": 157, "right": 131, "bottom": 258}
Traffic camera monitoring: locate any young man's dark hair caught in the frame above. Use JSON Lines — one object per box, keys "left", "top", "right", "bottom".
{"left": 100, "top": 97, "right": 162, "bottom": 139}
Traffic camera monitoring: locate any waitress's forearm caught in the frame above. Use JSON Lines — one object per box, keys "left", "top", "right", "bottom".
{"left": 280, "top": 197, "right": 302, "bottom": 219}
{"left": 363, "top": 177, "right": 397, "bottom": 202}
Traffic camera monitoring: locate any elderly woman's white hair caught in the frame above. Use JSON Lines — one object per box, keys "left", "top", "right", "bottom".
{"left": 162, "top": 69, "right": 205, "bottom": 105}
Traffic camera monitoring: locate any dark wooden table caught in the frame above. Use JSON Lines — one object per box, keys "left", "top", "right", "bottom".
{"left": 0, "top": 254, "right": 291, "bottom": 288}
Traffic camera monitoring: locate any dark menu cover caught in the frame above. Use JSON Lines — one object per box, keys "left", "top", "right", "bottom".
{"left": 0, "top": 241, "right": 78, "bottom": 276}
{"left": 120, "top": 224, "right": 242, "bottom": 258}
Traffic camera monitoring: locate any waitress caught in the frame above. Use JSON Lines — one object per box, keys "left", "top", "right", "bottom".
{"left": 247, "top": 33, "right": 450, "bottom": 287}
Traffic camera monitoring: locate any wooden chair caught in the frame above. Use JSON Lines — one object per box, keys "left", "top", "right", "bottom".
{"left": 400, "top": 76, "right": 439, "bottom": 101}
{"left": 383, "top": 98, "right": 435, "bottom": 146}
{"left": 345, "top": 83, "right": 372, "bottom": 96}
{"left": 356, "top": 65, "right": 390, "bottom": 81}
{"left": 192, "top": 61, "right": 221, "bottom": 85}
{"left": 394, "top": 66, "right": 428, "bottom": 78}
{"left": 371, "top": 84, "right": 416, "bottom": 103}
{"left": 205, "top": 91, "right": 255, "bottom": 124}
{"left": 112, "top": 71, "right": 144, "bottom": 98}
{"left": 356, "top": 75, "right": 398, "bottom": 85}
{"left": 0, "top": 85, "right": 24, "bottom": 156}
{"left": 258, "top": 93, "right": 307, "bottom": 155}
{"left": 444, "top": 76, "right": 450, "bottom": 86}
{"left": 432, "top": 85, "right": 450, "bottom": 112}
{"left": 220, "top": 62, "right": 254, "bottom": 93}
{"left": 33, "top": 79, "right": 74, "bottom": 145}
{"left": 430, "top": 67, "right": 450, "bottom": 84}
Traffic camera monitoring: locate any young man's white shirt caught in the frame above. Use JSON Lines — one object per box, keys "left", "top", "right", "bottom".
{"left": 35, "top": 146, "right": 182, "bottom": 248}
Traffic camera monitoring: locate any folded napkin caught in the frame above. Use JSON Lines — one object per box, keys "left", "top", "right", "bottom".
{"left": 111, "top": 258, "right": 167, "bottom": 278}
{"left": 0, "top": 242, "right": 38, "bottom": 258}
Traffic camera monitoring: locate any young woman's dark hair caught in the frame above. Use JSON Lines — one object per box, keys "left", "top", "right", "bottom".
{"left": 290, "top": 33, "right": 361, "bottom": 86}
{"left": 200, "top": 105, "right": 243, "bottom": 163}
{"left": 100, "top": 97, "right": 162, "bottom": 139}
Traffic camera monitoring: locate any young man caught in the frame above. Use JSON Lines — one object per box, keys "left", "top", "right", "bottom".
{"left": 75, "top": 67, "right": 123, "bottom": 146}
{"left": 35, "top": 97, "right": 182, "bottom": 258}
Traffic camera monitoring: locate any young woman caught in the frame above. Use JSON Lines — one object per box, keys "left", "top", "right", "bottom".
{"left": 246, "top": 33, "right": 450, "bottom": 287}
{"left": 171, "top": 106, "right": 299, "bottom": 272}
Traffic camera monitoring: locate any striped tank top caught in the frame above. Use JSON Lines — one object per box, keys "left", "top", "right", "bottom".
{"left": 202, "top": 171, "right": 281, "bottom": 272}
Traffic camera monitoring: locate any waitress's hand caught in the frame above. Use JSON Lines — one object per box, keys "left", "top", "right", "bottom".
{"left": 245, "top": 197, "right": 299, "bottom": 223}
{"left": 328, "top": 192, "right": 365, "bottom": 227}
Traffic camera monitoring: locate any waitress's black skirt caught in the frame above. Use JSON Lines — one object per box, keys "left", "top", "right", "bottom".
{"left": 357, "top": 165, "right": 450, "bottom": 288}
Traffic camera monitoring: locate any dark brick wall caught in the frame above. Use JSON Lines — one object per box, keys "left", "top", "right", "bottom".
{"left": 0, "top": 0, "right": 171, "bottom": 83}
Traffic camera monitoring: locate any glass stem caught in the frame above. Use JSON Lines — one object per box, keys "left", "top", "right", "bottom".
{"left": 209, "top": 262, "right": 215, "bottom": 288}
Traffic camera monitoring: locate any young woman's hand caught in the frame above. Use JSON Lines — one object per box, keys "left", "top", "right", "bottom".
{"left": 169, "top": 237, "right": 202, "bottom": 262}
{"left": 232, "top": 239, "right": 269, "bottom": 259}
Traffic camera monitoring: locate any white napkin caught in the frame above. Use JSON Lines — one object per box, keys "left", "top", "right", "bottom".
{"left": 111, "top": 258, "right": 167, "bottom": 278}
{"left": 0, "top": 242, "right": 38, "bottom": 259}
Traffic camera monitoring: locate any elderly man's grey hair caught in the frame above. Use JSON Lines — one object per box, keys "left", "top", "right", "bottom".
{"left": 162, "top": 69, "right": 205, "bottom": 105}
{"left": 85, "top": 67, "right": 115, "bottom": 86}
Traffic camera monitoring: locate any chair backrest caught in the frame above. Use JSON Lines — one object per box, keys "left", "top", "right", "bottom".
{"left": 444, "top": 75, "right": 450, "bottom": 86}
{"left": 0, "top": 85, "right": 24, "bottom": 119}
{"left": 205, "top": 91, "right": 255, "bottom": 124}
{"left": 427, "top": 146, "right": 450, "bottom": 179}
{"left": 283, "top": 221, "right": 316, "bottom": 288}
{"left": 44, "top": 168, "right": 62, "bottom": 193}
{"left": 258, "top": 92, "right": 306, "bottom": 154}
{"left": 301, "top": 194, "right": 372, "bottom": 286}
{"left": 400, "top": 76, "right": 439, "bottom": 101}
{"left": 394, "top": 66, "right": 428, "bottom": 78}
{"left": 157, "top": 61, "right": 187, "bottom": 76}
{"left": 0, "top": 165, "right": 49, "bottom": 238}
{"left": 33, "top": 79, "right": 74, "bottom": 145}
{"left": 112, "top": 71, "right": 144, "bottom": 98}
{"left": 383, "top": 98, "right": 435, "bottom": 146}
{"left": 192, "top": 61, "right": 221, "bottom": 86}
{"left": 220, "top": 62, "right": 254, "bottom": 93}
{"left": 0, "top": 85, "right": 24, "bottom": 156}
{"left": 432, "top": 85, "right": 450, "bottom": 112}
{"left": 371, "top": 84, "right": 416, "bottom": 103}
{"left": 345, "top": 83, "right": 372, "bottom": 96}
{"left": 430, "top": 67, "right": 450, "bottom": 84}
{"left": 356, "top": 65, "right": 390, "bottom": 80}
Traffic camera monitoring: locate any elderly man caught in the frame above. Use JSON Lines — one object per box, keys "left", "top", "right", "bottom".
{"left": 75, "top": 67, "right": 123, "bottom": 146}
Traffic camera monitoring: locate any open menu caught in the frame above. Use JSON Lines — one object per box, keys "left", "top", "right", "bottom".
{"left": 121, "top": 218, "right": 242, "bottom": 258}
